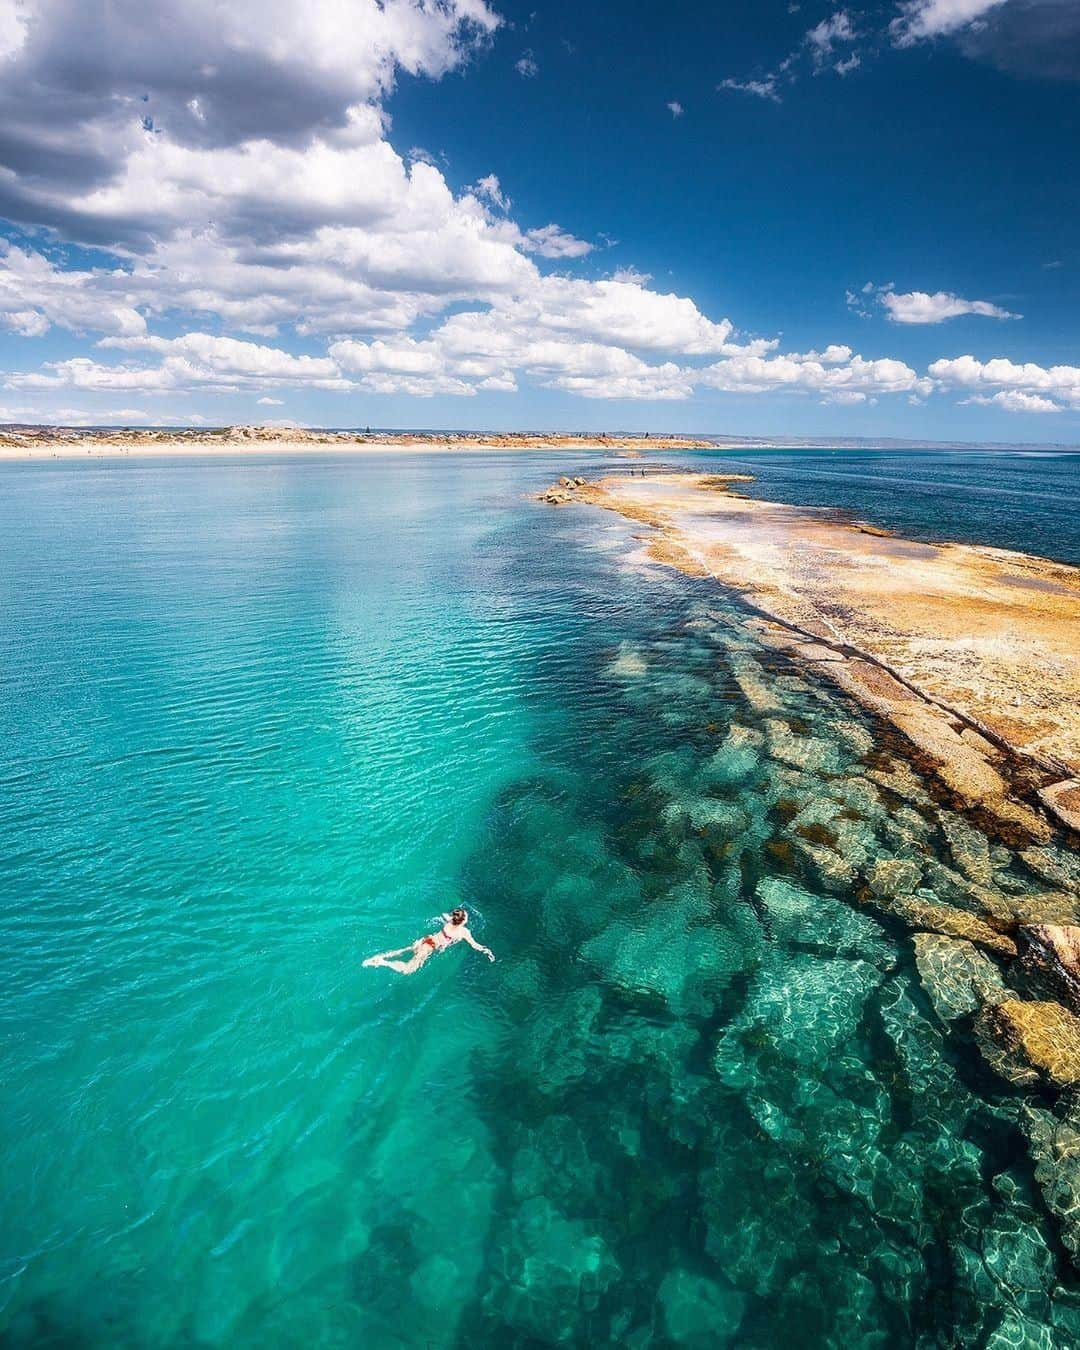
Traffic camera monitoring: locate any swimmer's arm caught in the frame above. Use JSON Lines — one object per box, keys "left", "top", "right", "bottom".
{"left": 463, "top": 929, "right": 495, "bottom": 961}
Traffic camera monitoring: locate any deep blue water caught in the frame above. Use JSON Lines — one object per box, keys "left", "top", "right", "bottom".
{"left": 1, "top": 447, "right": 1079, "bottom": 1349}
{"left": 677, "top": 447, "right": 1080, "bottom": 564}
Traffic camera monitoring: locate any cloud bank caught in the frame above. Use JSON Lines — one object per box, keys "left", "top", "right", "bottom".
{"left": 0, "top": 0, "right": 1071, "bottom": 424}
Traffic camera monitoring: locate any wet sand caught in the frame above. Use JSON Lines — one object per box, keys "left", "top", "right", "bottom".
{"left": 545, "top": 472, "right": 1080, "bottom": 840}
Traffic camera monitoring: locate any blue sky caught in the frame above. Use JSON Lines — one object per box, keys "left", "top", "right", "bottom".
{"left": 0, "top": 0, "right": 1077, "bottom": 438}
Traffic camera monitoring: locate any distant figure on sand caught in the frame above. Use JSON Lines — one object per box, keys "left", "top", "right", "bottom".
{"left": 363, "top": 908, "right": 494, "bottom": 975}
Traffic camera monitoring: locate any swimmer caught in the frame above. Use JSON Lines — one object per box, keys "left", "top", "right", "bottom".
{"left": 363, "top": 908, "right": 494, "bottom": 975}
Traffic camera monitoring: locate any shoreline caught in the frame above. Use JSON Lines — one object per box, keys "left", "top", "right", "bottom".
{"left": 542, "top": 471, "right": 1080, "bottom": 841}
{"left": 0, "top": 428, "right": 714, "bottom": 462}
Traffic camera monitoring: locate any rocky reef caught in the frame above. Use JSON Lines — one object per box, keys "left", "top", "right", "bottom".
{"left": 448, "top": 586, "right": 1080, "bottom": 1345}
{"left": 547, "top": 470, "right": 1080, "bottom": 840}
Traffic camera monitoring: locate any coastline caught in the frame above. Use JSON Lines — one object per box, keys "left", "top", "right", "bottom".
{"left": 0, "top": 427, "right": 714, "bottom": 462}
{"left": 542, "top": 471, "right": 1080, "bottom": 841}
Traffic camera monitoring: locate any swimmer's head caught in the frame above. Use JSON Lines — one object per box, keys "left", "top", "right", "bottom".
{"left": 450, "top": 907, "right": 467, "bottom": 925}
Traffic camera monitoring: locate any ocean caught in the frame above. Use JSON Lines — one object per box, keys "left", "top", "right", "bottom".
{"left": 1, "top": 447, "right": 1079, "bottom": 1348}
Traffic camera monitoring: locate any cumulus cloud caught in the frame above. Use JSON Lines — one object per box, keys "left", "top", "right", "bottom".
{"left": 9, "top": 333, "right": 349, "bottom": 394}
{"left": 929, "top": 354, "right": 1080, "bottom": 410}
{"left": 879, "top": 289, "right": 1021, "bottom": 323}
{"left": 698, "top": 350, "right": 931, "bottom": 403}
{"left": 0, "top": 0, "right": 500, "bottom": 229}
{"left": 1, "top": 241, "right": 146, "bottom": 338}
{"left": 890, "top": 0, "right": 1009, "bottom": 47}
{"left": 472, "top": 174, "right": 511, "bottom": 212}
{"left": 964, "top": 389, "right": 1060, "bottom": 412}
{"left": 0, "top": 0, "right": 1066, "bottom": 418}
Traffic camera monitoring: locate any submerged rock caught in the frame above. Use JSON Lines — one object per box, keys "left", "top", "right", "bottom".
{"left": 1024, "top": 1105, "right": 1080, "bottom": 1266}
{"left": 791, "top": 837, "right": 858, "bottom": 893}
{"left": 866, "top": 856, "right": 924, "bottom": 899}
{"left": 977, "top": 999, "right": 1080, "bottom": 1089}
{"left": 1022, "top": 925, "right": 1080, "bottom": 1012}
{"left": 939, "top": 810, "right": 996, "bottom": 888}
{"left": 715, "top": 954, "right": 883, "bottom": 1081}
{"left": 498, "top": 1195, "right": 620, "bottom": 1341}
{"left": 882, "top": 893, "right": 1018, "bottom": 958}
{"left": 1022, "top": 846, "right": 1080, "bottom": 894}
{"left": 704, "top": 724, "right": 762, "bottom": 787}
{"left": 658, "top": 1268, "right": 746, "bottom": 1345}
{"left": 757, "top": 877, "right": 892, "bottom": 967}
{"left": 911, "top": 932, "right": 1006, "bottom": 1022}
{"left": 764, "top": 718, "right": 842, "bottom": 774}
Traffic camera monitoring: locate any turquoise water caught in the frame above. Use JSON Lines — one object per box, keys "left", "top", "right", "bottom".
{"left": 2, "top": 449, "right": 1079, "bottom": 1348}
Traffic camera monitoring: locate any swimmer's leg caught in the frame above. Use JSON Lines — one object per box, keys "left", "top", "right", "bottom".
{"left": 377, "top": 942, "right": 434, "bottom": 976}
{"left": 363, "top": 944, "right": 413, "bottom": 968}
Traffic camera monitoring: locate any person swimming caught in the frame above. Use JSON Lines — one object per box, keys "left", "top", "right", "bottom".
{"left": 362, "top": 907, "right": 494, "bottom": 975}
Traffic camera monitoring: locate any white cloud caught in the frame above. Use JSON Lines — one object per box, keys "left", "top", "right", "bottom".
{"left": 8, "top": 333, "right": 349, "bottom": 395}
{"left": 718, "top": 76, "right": 781, "bottom": 102}
{"left": 515, "top": 50, "right": 539, "bottom": 77}
{"left": 698, "top": 349, "right": 931, "bottom": 402}
{"left": 518, "top": 225, "right": 593, "bottom": 259}
{"left": 667, "top": 100, "right": 684, "bottom": 117}
{"left": 929, "top": 354, "right": 1080, "bottom": 410}
{"left": 879, "top": 289, "right": 1021, "bottom": 323}
{"left": 1, "top": 241, "right": 147, "bottom": 338}
{"left": 257, "top": 396, "right": 285, "bottom": 406}
{"left": 0, "top": 402, "right": 201, "bottom": 425}
{"left": 0, "top": 0, "right": 500, "bottom": 226}
{"left": 472, "top": 173, "right": 510, "bottom": 212}
{"left": 964, "top": 390, "right": 1060, "bottom": 413}
{"left": 890, "top": 0, "right": 1009, "bottom": 46}
{"left": 0, "top": 0, "right": 1066, "bottom": 420}
{"left": 806, "top": 11, "right": 857, "bottom": 65}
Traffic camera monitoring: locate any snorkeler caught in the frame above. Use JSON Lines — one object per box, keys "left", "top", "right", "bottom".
{"left": 362, "top": 908, "right": 495, "bottom": 975}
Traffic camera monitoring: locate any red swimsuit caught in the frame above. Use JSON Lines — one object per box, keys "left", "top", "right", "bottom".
{"left": 423, "top": 925, "right": 455, "bottom": 951}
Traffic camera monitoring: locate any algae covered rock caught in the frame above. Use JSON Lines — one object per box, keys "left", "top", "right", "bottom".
{"left": 911, "top": 932, "right": 1006, "bottom": 1022}
{"left": 977, "top": 999, "right": 1080, "bottom": 1088}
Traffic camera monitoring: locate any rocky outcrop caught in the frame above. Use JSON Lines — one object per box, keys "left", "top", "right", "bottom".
{"left": 976, "top": 999, "right": 1080, "bottom": 1088}
{"left": 562, "top": 470, "right": 1080, "bottom": 842}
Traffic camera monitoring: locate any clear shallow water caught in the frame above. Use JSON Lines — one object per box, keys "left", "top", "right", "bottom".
{"left": 1, "top": 449, "right": 1079, "bottom": 1348}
